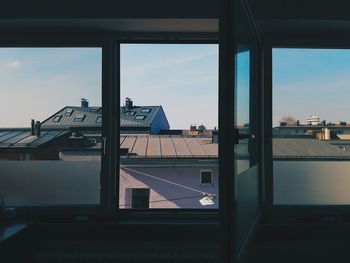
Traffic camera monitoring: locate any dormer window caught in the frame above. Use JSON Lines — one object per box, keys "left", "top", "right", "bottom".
{"left": 74, "top": 113, "right": 85, "bottom": 122}
{"left": 141, "top": 108, "right": 151, "bottom": 113}
{"left": 53, "top": 115, "right": 62, "bottom": 122}
{"left": 135, "top": 115, "right": 145, "bottom": 120}
{"left": 65, "top": 108, "right": 74, "bottom": 116}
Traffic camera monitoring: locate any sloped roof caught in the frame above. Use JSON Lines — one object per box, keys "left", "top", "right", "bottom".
{"left": 120, "top": 105, "right": 169, "bottom": 128}
{"left": 41, "top": 106, "right": 102, "bottom": 129}
{"left": 273, "top": 138, "right": 350, "bottom": 159}
{"left": 0, "top": 129, "right": 69, "bottom": 150}
{"left": 120, "top": 135, "right": 217, "bottom": 158}
{"left": 41, "top": 105, "right": 169, "bottom": 129}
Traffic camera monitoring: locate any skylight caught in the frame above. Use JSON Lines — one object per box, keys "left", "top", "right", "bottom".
{"left": 74, "top": 113, "right": 85, "bottom": 122}
{"left": 135, "top": 115, "right": 145, "bottom": 120}
{"left": 126, "top": 111, "right": 136, "bottom": 116}
{"left": 141, "top": 108, "right": 152, "bottom": 113}
{"left": 96, "top": 116, "right": 102, "bottom": 123}
{"left": 89, "top": 107, "right": 100, "bottom": 112}
{"left": 65, "top": 108, "right": 74, "bottom": 116}
{"left": 53, "top": 115, "right": 62, "bottom": 122}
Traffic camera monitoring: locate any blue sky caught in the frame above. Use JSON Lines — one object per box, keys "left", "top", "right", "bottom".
{"left": 0, "top": 48, "right": 102, "bottom": 127}
{"left": 0, "top": 45, "right": 218, "bottom": 129}
{"left": 6, "top": 46, "right": 345, "bottom": 130}
{"left": 120, "top": 44, "right": 218, "bottom": 129}
{"left": 273, "top": 48, "right": 350, "bottom": 127}
{"left": 236, "top": 51, "right": 250, "bottom": 126}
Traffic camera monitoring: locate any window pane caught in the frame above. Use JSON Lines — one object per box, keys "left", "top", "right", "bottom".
{"left": 119, "top": 44, "right": 219, "bottom": 209}
{"left": 0, "top": 48, "right": 102, "bottom": 206}
{"left": 273, "top": 48, "right": 350, "bottom": 205}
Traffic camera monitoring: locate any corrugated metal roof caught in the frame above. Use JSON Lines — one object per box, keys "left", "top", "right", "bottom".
{"left": 273, "top": 138, "right": 350, "bottom": 158}
{"left": 0, "top": 129, "right": 69, "bottom": 150}
{"left": 121, "top": 135, "right": 218, "bottom": 158}
{"left": 42, "top": 106, "right": 102, "bottom": 129}
{"left": 42, "top": 105, "right": 168, "bottom": 130}
{"left": 119, "top": 105, "right": 168, "bottom": 128}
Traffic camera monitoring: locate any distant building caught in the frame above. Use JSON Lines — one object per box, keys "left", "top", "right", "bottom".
{"left": 306, "top": 115, "right": 319, "bottom": 125}
{"left": 0, "top": 128, "right": 70, "bottom": 160}
{"left": 41, "top": 98, "right": 170, "bottom": 135}
{"left": 120, "top": 97, "right": 170, "bottom": 134}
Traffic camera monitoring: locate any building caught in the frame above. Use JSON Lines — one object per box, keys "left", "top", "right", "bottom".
{"left": 0, "top": 128, "right": 70, "bottom": 160}
{"left": 120, "top": 97, "right": 170, "bottom": 134}
{"left": 42, "top": 97, "right": 170, "bottom": 135}
{"left": 60, "top": 134, "right": 219, "bottom": 208}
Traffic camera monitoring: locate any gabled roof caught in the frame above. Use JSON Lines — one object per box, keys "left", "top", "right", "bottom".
{"left": 41, "top": 106, "right": 102, "bottom": 129}
{"left": 120, "top": 105, "right": 169, "bottom": 128}
{"left": 41, "top": 105, "right": 169, "bottom": 129}
{"left": 0, "top": 129, "right": 69, "bottom": 150}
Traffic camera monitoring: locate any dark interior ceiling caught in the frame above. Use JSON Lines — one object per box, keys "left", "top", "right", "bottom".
{"left": 2, "top": 0, "right": 350, "bottom": 38}
{"left": 248, "top": 0, "right": 350, "bottom": 41}
{"left": 0, "top": 0, "right": 219, "bottom": 34}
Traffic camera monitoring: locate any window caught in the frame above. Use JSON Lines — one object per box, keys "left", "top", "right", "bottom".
{"left": 65, "top": 108, "right": 74, "bottom": 116}
{"left": 74, "top": 113, "right": 85, "bottom": 122}
{"left": 131, "top": 188, "right": 150, "bottom": 209}
{"left": 200, "top": 170, "right": 213, "bottom": 185}
{"left": 89, "top": 107, "right": 100, "bottom": 112}
{"left": 0, "top": 47, "right": 102, "bottom": 207}
{"left": 273, "top": 48, "right": 350, "bottom": 205}
{"left": 53, "top": 115, "right": 62, "bottom": 122}
{"left": 135, "top": 115, "right": 145, "bottom": 120}
{"left": 119, "top": 44, "right": 218, "bottom": 210}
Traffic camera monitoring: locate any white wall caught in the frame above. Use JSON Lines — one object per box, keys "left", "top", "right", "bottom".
{"left": 119, "top": 166, "right": 219, "bottom": 209}
{"left": 0, "top": 161, "right": 100, "bottom": 206}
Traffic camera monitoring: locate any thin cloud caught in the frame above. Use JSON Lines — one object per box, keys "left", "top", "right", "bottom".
{"left": 7, "top": 60, "right": 21, "bottom": 69}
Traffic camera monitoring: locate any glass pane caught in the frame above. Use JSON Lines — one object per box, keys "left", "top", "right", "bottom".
{"left": 0, "top": 48, "right": 102, "bottom": 206}
{"left": 273, "top": 48, "right": 350, "bottom": 205}
{"left": 119, "top": 44, "right": 219, "bottom": 209}
{"left": 235, "top": 50, "right": 251, "bottom": 175}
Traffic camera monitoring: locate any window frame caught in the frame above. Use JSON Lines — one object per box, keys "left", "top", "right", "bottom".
{"left": 116, "top": 40, "right": 220, "bottom": 218}
{"left": 264, "top": 38, "right": 350, "bottom": 218}
{"left": 0, "top": 33, "right": 112, "bottom": 218}
{"left": 0, "top": 33, "right": 221, "bottom": 221}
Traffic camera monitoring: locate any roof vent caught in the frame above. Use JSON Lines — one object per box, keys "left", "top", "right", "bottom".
{"left": 31, "top": 119, "right": 35, "bottom": 135}
{"left": 81, "top": 98, "right": 89, "bottom": 108}
{"left": 125, "top": 97, "right": 133, "bottom": 110}
{"left": 35, "top": 121, "right": 41, "bottom": 137}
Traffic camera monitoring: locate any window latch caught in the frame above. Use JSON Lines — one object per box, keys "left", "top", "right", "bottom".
{"left": 102, "top": 137, "right": 107, "bottom": 155}
{"left": 234, "top": 128, "right": 255, "bottom": 145}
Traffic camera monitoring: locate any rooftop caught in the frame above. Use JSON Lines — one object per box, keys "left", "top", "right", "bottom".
{"left": 0, "top": 129, "right": 69, "bottom": 150}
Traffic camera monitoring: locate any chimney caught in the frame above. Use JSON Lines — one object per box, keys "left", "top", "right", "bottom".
{"left": 81, "top": 98, "right": 89, "bottom": 108}
{"left": 31, "top": 119, "right": 35, "bottom": 135}
{"left": 125, "top": 97, "right": 133, "bottom": 110}
{"left": 212, "top": 130, "right": 219, "bottom": 143}
{"left": 35, "top": 121, "right": 41, "bottom": 137}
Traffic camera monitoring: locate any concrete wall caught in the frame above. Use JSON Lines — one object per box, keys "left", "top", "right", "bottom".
{"left": 119, "top": 166, "right": 218, "bottom": 208}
